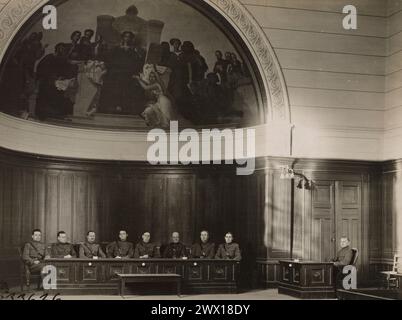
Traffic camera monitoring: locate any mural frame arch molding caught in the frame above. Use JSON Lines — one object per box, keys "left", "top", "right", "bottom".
{"left": 204, "top": 0, "right": 290, "bottom": 123}
{"left": 0, "top": 0, "right": 291, "bottom": 124}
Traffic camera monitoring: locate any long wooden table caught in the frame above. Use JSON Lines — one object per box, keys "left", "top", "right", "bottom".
{"left": 117, "top": 273, "right": 181, "bottom": 297}
{"left": 43, "top": 258, "right": 239, "bottom": 295}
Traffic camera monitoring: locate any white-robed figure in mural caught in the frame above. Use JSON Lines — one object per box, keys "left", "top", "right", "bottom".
{"left": 134, "top": 64, "right": 176, "bottom": 129}
{"left": 73, "top": 60, "right": 107, "bottom": 117}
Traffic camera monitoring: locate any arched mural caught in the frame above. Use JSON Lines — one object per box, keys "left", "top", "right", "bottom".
{"left": 0, "top": 0, "right": 284, "bottom": 130}
{"left": 0, "top": 0, "right": 291, "bottom": 161}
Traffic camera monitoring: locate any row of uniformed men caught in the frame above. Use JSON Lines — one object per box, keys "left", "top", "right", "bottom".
{"left": 23, "top": 229, "right": 241, "bottom": 272}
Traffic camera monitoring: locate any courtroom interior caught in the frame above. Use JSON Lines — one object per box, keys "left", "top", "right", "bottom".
{"left": 0, "top": 0, "right": 402, "bottom": 300}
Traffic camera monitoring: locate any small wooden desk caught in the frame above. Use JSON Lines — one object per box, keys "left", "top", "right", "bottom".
{"left": 117, "top": 273, "right": 181, "bottom": 297}
{"left": 278, "top": 260, "right": 335, "bottom": 299}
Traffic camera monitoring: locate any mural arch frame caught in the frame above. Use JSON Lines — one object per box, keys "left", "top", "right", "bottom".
{"left": 0, "top": 0, "right": 290, "bottom": 124}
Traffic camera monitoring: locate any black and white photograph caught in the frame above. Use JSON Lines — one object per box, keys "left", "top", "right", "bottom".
{"left": 0, "top": 0, "right": 401, "bottom": 311}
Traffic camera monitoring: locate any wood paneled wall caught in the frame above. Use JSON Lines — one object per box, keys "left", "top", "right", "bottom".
{"left": 370, "top": 160, "right": 402, "bottom": 278}
{"left": 362, "top": 159, "right": 402, "bottom": 284}
{"left": 0, "top": 149, "right": 264, "bottom": 256}
{"left": 0, "top": 147, "right": 386, "bottom": 286}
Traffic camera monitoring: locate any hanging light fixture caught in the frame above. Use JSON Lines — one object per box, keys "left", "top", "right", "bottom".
{"left": 296, "top": 179, "right": 304, "bottom": 189}
{"left": 278, "top": 166, "right": 314, "bottom": 190}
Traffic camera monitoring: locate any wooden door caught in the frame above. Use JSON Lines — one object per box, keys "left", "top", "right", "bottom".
{"left": 311, "top": 181, "right": 336, "bottom": 262}
{"left": 311, "top": 180, "right": 362, "bottom": 265}
{"left": 335, "top": 181, "right": 362, "bottom": 268}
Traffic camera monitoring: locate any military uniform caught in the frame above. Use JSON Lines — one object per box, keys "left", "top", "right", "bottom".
{"left": 22, "top": 241, "right": 47, "bottom": 273}
{"left": 134, "top": 241, "right": 159, "bottom": 258}
{"left": 163, "top": 242, "right": 187, "bottom": 258}
{"left": 332, "top": 245, "right": 354, "bottom": 287}
{"left": 106, "top": 240, "right": 134, "bottom": 258}
{"left": 215, "top": 243, "right": 241, "bottom": 260}
{"left": 333, "top": 246, "right": 353, "bottom": 267}
{"left": 191, "top": 242, "right": 215, "bottom": 259}
{"left": 49, "top": 242, "right": 77, "bottom": 258}
{"left": 79, "top": 242, "right": 106, "bottom": 259}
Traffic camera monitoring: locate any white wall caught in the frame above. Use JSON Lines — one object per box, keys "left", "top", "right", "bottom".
{"left": 384, "top": 0, "right": 402, "bottom": 160}
{"left": 240, "top": 0, "right": 390, "bottom": 160}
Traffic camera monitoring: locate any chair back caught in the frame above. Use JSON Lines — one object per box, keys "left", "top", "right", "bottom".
{"left": 18, "top": 243, "right": 41, "bottom": 290}
{"left": 17, "top": 246, "right": 23, "bottom": 259}
{"left": 101, "top": 242, "right": 109, "bottom": 254}
{"left": 351, "top": 248, "right": 359, "bottom": 265}
{"left": 18, "top": 244, "right": 30, "bottom": 281}
{"left": 17, "top": 246, "right": 25, "bottom": 273}
{"left": 392, "top": 254, "right": 402, "bottom": 273}
{"left": 185, "top": 246, "right": 192, "bottom": 257}
{"left": 159, "top": 244, "right": 167, "bottom": 257}
{"left": 73, "top": 243, "right": 81, "bottom": 257}
{"left": 105, "top": 242, "right": 114, "bottom": 257}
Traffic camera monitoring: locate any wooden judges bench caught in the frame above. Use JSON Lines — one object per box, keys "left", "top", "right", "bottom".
{"left": 43, "top": 258, "right": 239, "bottom": 295}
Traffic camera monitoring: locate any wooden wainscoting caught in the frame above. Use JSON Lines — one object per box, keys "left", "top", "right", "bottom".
{"left": 0, "top": 147, "right": 391, "bottom": 289}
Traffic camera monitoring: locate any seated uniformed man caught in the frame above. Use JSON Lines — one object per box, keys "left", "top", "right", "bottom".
{"left": 106, "top": 230, "right": 134, "bottom": 259}
{"left": 330, "top": 237, "right": 354, "bottom": 286}
{"left": 163, "top": 232, "right": 187, "bottom": 259}
{"left": 22, "top": 229, "right": 48, "bottom": 274}
{"left": 331, "top": 237, "right": 354, "bottom": 267}
{"left": 215, "top": 232, "right": 241, "bottom": 261}
{"left": 134, "top": 232, "right": 159, "bottom": 258}
{"left": 79, "top": 231, "right": 106, "bottom": 259}
{"left": 49, "top": 231, "right": 77, "bottom": 258}
{"left": 191, "top": 230, "right": 215, "bottom": 259}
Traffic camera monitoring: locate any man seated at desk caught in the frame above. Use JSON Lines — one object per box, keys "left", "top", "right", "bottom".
{"left": 79, "top": 231, "right": 106, "bottom": 259}
{"left": 22, "top": 229, "right": 49, "bottom": 274}
{"left": 106, "top": 230, "right": 134, "bottom": 259}
{"left": 215, "top": 232, "right": 241, "bottom": 261}
{"left": 330, "top": 237, "right": 354, "bottom": 285}
{"left": 163, "top": 232, "right": 187, "bottom": 259}
{"left": 331, "top": 237, "right": 354, "bottom": 267}
{"left": 134, "top": 232, "right": 159, "bottom": 258}
{"left": 191, "top": 230, "right": 215, "bottom": 259}
{"left": 49, "top": 231, "right": 77, "bottom": 258}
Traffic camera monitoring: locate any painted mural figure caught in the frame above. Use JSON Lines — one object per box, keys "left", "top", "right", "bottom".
{"left": 62, "top": 29, "right": 104, "bottom": 117}
{"left": 135, "top": 67, "right": 176, "bottom": 129}
{"left": 98, "top": 31, "right": 146, "bottom": 114}
{"left": 65, "top": 31, "right": 83, "bottom": 63}
{"left": 173, "top": 40, "right": 206, "bottom": 123}
{"left": 111, "top": 5, "right": 147, "bottom": 47}
{"left": 35, "top": 43, "right": 77, "bottom": 120}
{"left": 0, "top": 32, "right": 48, "bottom": 118}
{"left": 78, "top": 30, "right": 96, "bottom": 61}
